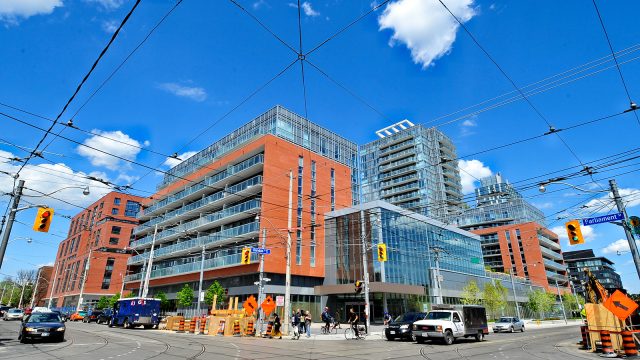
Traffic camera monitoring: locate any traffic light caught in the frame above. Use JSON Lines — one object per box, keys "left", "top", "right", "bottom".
{"left": 33, "top": 207, "right": 54, "bottom": 233}
{"left": 355, "top": 280, "right": 363, "bottom": 294}
{"left": 565, "top": 220, "right": 584, "bottom": 245}
{"left": 241, "top": 247, "right": 251, "bottom": 265}
{"left": 377, "top": 243, "right": 387, "bottom": 262}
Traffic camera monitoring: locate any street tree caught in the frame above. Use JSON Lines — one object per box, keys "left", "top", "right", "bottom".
{"left": 108, "top": 292, "right": 121, "bottom": 308}
{"left": 95, "top": 296, "right": 111, "bottom": 310}
{"left": 177, "top": 284, "right": 194, "bottom": 309}
{"left": 124, "top": 292, "right": 136, "bottom": 298}
{"left": 483, "top": 280, "right": 507, "bottom": 319}
{"left": 204, "top": 281, "right": 226, "bottom": 309}
{"left": 527, "top": 290, "right": 556, "bottom": 319}
{"left": 461, "top": 280, "right": 481, "bottom": 305}
{"left": 155, "top": 291, "right": 169, "bottom": 311}
{"left": 562, "top": 293, "right": 584, "bottom": 314}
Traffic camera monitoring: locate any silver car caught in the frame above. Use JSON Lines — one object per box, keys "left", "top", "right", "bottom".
{"left": 493, "top": 317, "right": 524, "bottom": 333}
{"left": 3, "top": 308, "right": 24, "bottom": 321}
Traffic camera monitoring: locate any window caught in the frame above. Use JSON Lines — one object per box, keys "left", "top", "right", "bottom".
{"left": 114, "top": 197, "right": 121, "bottom": 205}
{"left": 99, "top": 202, "right": 104, "bottom": 209}
{"left": 109, "top": 237, "right": 119, "bottom": 245}
{"left": 101, "top": 258, "right": 115, "bottom": 290}
{"left": 111, "top": 208, "right": 119, "bottom": 215}
{"left": 111, "top": 226, "right": 121, "bottom": 235}
{"left": 453, "top": 313, "right": 461, "bottom": 322}
{"left": 330, "top": 168, "right": 335, "bottom": 211}
{"left": 296, "top": 156, "right": 303, "bottom": 265}
{"left": 310, "top": 160, "right": 316, "bottom": 267}
{"left": 125, "top": 200, "right": 140, "bottom": 217}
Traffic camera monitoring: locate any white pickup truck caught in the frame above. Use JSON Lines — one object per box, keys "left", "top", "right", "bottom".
{"left": 412, "top": 305, "right": 488, "bottom": 345}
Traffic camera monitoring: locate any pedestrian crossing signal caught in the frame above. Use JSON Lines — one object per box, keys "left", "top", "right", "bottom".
{"left": 377, "top": 243, "right": 387, "bottom": 262}
{"left": 33, "top": 207, "right": 54, "bottom": 233}
{"left": 355, "top": 280, "right": 363, "bottom": 294}
{"left": 241, "top": 247, "right": 251, "bottom": 265}
{"left": 565, "top": 220, "right": 584, "bottom": 245}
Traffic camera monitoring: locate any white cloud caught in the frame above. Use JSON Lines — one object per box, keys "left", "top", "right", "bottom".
{"left": 101, "top": 19, "right": 118, "bottom": 33}
{"left": 253, "top": 0, "right": 267, "bottom": 10}
{"left": 551, "top": 224, "right": 596, "bottom": 246}
{"left": 602, "top": 239, "right": 630, "bottom": 255}
{"left": 84, "top": 0, "right": 125, "bottom": 10}
{"left": 0, "top": 0, "right": 62, "bottom": 25}
{"left": 461, "top": 119, "right": 476, "bottom": 127}
{"left": 158, "top": 83, "right": 207, "bottom": 102}
{"left": 164, "top": 151, "right": 197, "bottom": 168}
{"left": 378, "top": 0, "right": 476, "bottom": 68}
{"left": 302, "top": 2, "right": 319, "bottom": 16}
{"left": 581, "top": 188, "right": 640, "bottom": 213}
{"left": 458, "top": 159, "right": 492, "bottom": 194}
{"left": 0, "top": 150, "right": 111, "bottom": 210}
{"left": 76, "top": 129, "right": 146, "bottom": 171}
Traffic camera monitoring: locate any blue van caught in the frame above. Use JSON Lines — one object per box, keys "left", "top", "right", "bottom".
{"left": 109, "top": 298, "right": 160, "bottom": 329}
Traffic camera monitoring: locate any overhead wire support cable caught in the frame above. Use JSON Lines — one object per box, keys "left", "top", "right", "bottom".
{"left": 15, "top": 0, "right": 142, "bottom": 177}
{"left": 591, "top": 0, "right": 640, "bottom": 126}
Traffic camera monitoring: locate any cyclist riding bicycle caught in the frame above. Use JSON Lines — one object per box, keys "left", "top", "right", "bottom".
{"left": 321, "top": 307, "right": 332, "bottom": 333}
{"left": 348, "top": 308, "right": 359, "bottom": 338}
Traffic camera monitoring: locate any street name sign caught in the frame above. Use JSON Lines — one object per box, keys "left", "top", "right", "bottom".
{"left": 582, "top": 212, "right": 624, "bottom": 226}
{"left": 251, "top": 247, "right": 271, "bottom": 255}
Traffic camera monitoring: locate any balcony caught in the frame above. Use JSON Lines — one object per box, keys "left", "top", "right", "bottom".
{"left": 545, "top": 270, "right": 568, "bottom": 282}
{"left": 380, "top": 181, "right": 420, "bottom": 197}
{"left": 379, "top": 136, "right": 414, "bottom": 156}
{"left": 130, "top": 199, "right": 261, "bottom": 249}
{"left": 379, "top": 148, "right": 415, "bottom": 166}
{"left": 380, "top": 174, "right": 419, "bottom": 189}
{"left": 538, "top": 235, "right": 561, "bottom": 251}
{"left": 387, "top": 191, "right": 420, "bottom": 204}
{"left": 138, "top": 154, "right": 264, "bottom": 223}
{"left": 540, "top": 246, "right": 563, "bottom": 261}
{"left": 379, "top": 166, "right": 417, "bottom": 180}
{"left": 124, "top": 252, "right": 259, "bottom": 282}
{"left": 128, "top": 221, "right": 260, "bottom": 265}
{"left": 544, "top": 259, "right": 567, "bottom": 272}
{"left": 379, "top": 156, "right": 417, "bottom": 173}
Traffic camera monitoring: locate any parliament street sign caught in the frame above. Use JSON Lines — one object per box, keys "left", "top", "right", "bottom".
{"left": 582, "top": 212, "right": 625, "bottom": 226}
{"left": 251, "top": 247, "right": 271, "bottom": 255}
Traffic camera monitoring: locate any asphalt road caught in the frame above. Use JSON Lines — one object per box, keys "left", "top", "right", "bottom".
{"left": 0, "top": 320, "right": 597, "bottom": 359}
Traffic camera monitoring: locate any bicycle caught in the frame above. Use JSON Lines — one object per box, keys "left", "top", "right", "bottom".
{"left": 344, "top": 324, "right": 367, "bottom": 340}
{"left": 321, "top": 319, "right": 339, "bottom": 334}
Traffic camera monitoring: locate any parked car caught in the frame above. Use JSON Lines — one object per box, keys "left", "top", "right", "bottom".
{"left": 32, "top": 307, "right": 51, "bottom": 313}
{"left": 19, "top": 312, "right": 65, "bottom": 343}
{"left": 96, "top": 309, "right": 113, "bottom": 324}
{"left": 83, "top": 310, "right": 103, "bottom": 323}
{"left": 3, "top": 308, "right": 24, "bottom": 321}
{"left": 70, "top": 311, "right": 87, "bottom": 321}
{"left": 24, "top": 308, "right": 33, "bottom": 316}
{"left": 413, "top": 305, "right": 489, "bottom": 345}
{"left": 493, "top": 317, "right": 524, "bottom": 333}
{"left": 0, "top": 305, "right": 11, "bottom": 316}
{"left": 51, "top": 311, "right": 68, "bottom": 322}
{"left": 109, "top": 298, "right": 160, "bottom": 329}
{"left": 385, "top": 312, "right": 427, "bottom": 341}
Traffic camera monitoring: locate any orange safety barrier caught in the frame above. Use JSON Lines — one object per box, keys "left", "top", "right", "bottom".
{"left": 233, "top": 320, "right": 241, "bottom": 336}
{"left": 217, "top": 319, "right": 226, "bottom": 336}
{"left": 199, "top": 316, "right": 207, "bottom": 335}
{"left": 177, "top": 318, "right": 185, "bottom": 333}
{"left": 622, "top": 331, "right": 638, "bottom": 357}
{"left": 264, "top": 322, "right": 272, "bottom": 338}
{"left": 580, "top": 325, "right": 591, "bottom": 350}
{"left": 189, "top": 317, "right": 197, "bottom": 333}
{"left": 246, "top": 320, "right": 254, "bottom": 336}
{"left": 600, "top": 330, "right": 616, "bottom": 358}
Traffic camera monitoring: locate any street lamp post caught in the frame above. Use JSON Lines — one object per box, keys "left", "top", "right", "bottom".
{"left": 48, "top": 261, "right": 60, "bottom": 308}
{"left": 196, "top": 245, "right": 205, "bottom": 316}
{"left": 77, "top": 248, "right": 92, "bottom": 311}
{"left": 555, "top": 279, "right": 568, "bottom": 324}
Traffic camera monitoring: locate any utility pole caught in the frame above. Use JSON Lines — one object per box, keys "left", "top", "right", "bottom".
{"left": 257, "top": 227, "right": 267, "bottom": 335}
{"left": 432, "top": 247, "right": 443, "bottom": 304}
{"left": 77, "top": 248, "right": 92, "bottom": 311}
{"left": 610, "top": 179, "right": 640, "bottom": 280}
{"left": 30, "top": 268, "right": 41, "bottom": 308}
{"left": 359, "top": 210, "right": 370, "bottom": 331}
{"left": 9, "top": 285, "right": 16, "bottom": 306}
{"left": 0, "top": 282, "right": 6, "bottom": 304}
{"left": 48, "top": 262, "right": 59, "bottom": 308}
{"left": 196, "top": 245, "right": 205, "bottom": 316}
{"left": 141, "top": 224, "right": 158, "bottom": 298}
{"left": 0, "top": 180, "right": 25, "bottom": 270}
{"left": 18, "top": 278, "right": 27, "bottom": 309}
{"left": 555, "top": 279, "right": 568, "bottom": 324}
{"left": 284, "top": 169, "right": 293, "bottom": 335}
{"left": 509, "top": 269, "right": 521, "bottom": 318}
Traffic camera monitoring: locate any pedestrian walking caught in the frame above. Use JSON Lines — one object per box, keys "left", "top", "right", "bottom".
{"left": 334, "top": 309, "right": 341, "bottom": 329}
{"left": 273, "top": 313, "right": 282, "bottom": 339}
{"left": 291, "top": 310, "right": 301, "bottom": 339}
{"left": 296, "top": 309, "right": 305, "bottom": 335}
{"left": 305, "top": 310, "right": 312, "bottom": 337}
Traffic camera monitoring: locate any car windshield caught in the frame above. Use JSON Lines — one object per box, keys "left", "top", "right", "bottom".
{"left": 9, "top": 309, "right": 22, "bottom": 314}
{"left": 426, "top": 312, "right": 451, "bottom": 321}
{"left": 27, "top": 313, "right": 61, "bottom": 323}
{"left": 394, "top": 313, "right": 420, "bottom": 322}
{"left": 498, "top": 317, "right": 513, "bottom": 323}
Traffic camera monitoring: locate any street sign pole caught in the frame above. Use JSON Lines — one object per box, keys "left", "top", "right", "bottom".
{"left": 610, "top": 179, "right": 640, "bottom": 280}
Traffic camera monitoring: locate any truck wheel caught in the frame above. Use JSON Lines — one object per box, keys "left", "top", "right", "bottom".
{"left": 443, "top": 330, "right": 454, "bottom": 345}
{"left": 475, "top": 331, "right": 484, "bottom": 342}
{"left": 144, "top": 325, "right": 153, "bottom": 329}
{"left": 123, "top": 319, "right": 130, "bottom": 329}
{"left": 416, "top": 336, "right": 425, "bottom": 344}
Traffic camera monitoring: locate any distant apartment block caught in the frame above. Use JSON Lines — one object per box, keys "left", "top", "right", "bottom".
{"left": 125, "top": 106, "right": 358, "bottom": 314}
{"left": 360, "top": 121, "right": 463, "bottom": 220}
{"left": 563, "top": 249, "right": 623, "bottom": 296}
{"left": 45, "top": 192, "right": 143, "bottom": 308}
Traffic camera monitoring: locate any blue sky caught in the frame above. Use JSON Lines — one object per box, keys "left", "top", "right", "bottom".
{"left": 1, "top": 0, "right": 640, "bottom": 292}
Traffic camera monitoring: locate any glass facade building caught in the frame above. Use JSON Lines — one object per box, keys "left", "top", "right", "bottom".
{"left": 563, "top": 249, "right": 623, "bottom": 296}
{"left": 359, "top": 124, "right": 463, "bottom": 220}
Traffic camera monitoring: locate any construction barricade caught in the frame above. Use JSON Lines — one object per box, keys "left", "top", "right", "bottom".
{"left": 622, "top": 330, "right": 638, "bottom": 357}
{"left": 600, "top": 330, "right": 616, "bottom": 358}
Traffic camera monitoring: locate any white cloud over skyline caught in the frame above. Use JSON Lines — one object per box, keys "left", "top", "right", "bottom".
{"left": 76, "top": 129, "right": 146, "bottom": 171}
{"left": 458, "top": 159, "right": 492, "bottom": 194}
{"left": 163, "top": 151, "right": 197, "bottom": 168}
{"left": 0, "top": 0, "right": 62, "bottom": 25}
{"left": 158, "top": 82, "right": 208, "bottom": 102}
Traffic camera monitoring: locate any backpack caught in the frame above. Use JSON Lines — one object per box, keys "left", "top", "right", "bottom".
{"left": 321, "top": 312, "right": 328, "bottom": 322}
